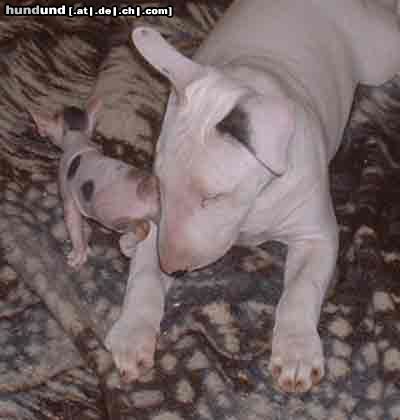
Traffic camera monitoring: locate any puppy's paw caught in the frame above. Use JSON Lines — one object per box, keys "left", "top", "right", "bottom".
{"left": 105, "top": 317, "right": 158, "bottom": 383}
{"left": 269, "top": 328, "right": 324, "bottom": 393}
{"left": 67, "top": 246, "right": 90, "bottom": 269}
{"left": 119, "top": 232, "right": 139, "bottom": 258}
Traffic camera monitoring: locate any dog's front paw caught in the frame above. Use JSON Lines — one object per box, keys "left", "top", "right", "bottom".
{"left": 105, "top": 317, "right": 158, "bottom": 383}
{"left": 269, "top": 328, "right": 324, "bottom": 393}
{"left": 67, "top": 246, "right": 90, "bottom": 269}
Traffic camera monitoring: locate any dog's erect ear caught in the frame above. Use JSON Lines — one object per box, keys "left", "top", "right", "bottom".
{"left": 85, "top": 97, "right": 102, "bottom": 137}
{"left": 29, "top": 110, "right": 63, "bottom": 147}
{"left": 221, "top": 94, "right": 295, "bottom": 175}
{"left": 132, "top": 26, "right": 204, "bottom": 99}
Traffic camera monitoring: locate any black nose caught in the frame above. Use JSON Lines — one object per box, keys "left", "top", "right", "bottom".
{"left": 172, "top": 270, "right": 187, "bottom": 278}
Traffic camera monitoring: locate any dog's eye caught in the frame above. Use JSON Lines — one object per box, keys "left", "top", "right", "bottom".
{"left": 201, "top": 193, "right": 225, "bottom": 208}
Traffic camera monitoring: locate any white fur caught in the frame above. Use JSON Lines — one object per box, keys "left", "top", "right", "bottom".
{"left": 105, "top": 222, "right": 173, "bottom": 382}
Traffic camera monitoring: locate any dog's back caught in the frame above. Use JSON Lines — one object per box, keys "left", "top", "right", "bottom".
{"left": 196, "top": 0, "right": 400, "bottom": 86}
{"left": 194, "top": 0, "right": 400, "bottom": 159}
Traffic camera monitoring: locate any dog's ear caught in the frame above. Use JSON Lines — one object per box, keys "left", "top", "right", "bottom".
{"left": 85, "top": 97, "right": 102, "bottom": 137}
{"left": 132, "top": 26, "right": 204, "bottom": 100}
{"left": 221, "top": 94, "right": 295, "bottom": 175}
{"left": 29, "top": 110, "right": 64, "bottom": 147}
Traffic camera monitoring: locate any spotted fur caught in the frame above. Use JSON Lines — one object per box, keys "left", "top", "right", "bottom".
{"left": 63, "top": 107, "right": 88, "bottom": 133}
{"left": 80, "top": 179, "right": 94, "bottom": 201}
{"left": 67, "top": 155, "right": 81, "bottom": 180}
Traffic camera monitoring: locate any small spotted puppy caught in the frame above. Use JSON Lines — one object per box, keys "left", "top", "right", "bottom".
{"left": 30, "top": 100, "right": 172, "bottom": 381}
{"left": 30, "top": 100, "right": 159, "bottom": 266}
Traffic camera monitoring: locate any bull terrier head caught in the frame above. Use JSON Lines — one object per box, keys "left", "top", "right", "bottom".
{"left": 132, "top": 27, "right": 295, "bottom": 274}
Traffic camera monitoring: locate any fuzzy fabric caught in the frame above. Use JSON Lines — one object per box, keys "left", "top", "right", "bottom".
{"left": 1, "top": 2, "right": 400, "bottom": 419}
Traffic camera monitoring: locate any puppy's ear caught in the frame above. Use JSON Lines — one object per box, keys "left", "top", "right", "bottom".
{"left": 85, "top": 97, "right": 102, "bottom": 137}
{"left": 29, "top": 110, "right": 63, "bottom": 147}
{"left": 132, "top": 26, "right": 204, "bottom": 100}
{"left": 220, "top": 94, "right": 295, "bottom": 175}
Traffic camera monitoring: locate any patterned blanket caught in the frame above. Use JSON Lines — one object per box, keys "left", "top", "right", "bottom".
{"left": 0, "top": 2, "right": 400, "bottom": 419}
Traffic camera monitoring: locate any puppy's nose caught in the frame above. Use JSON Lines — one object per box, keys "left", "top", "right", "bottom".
{"left": 172, "top": 270, "right": 187, "bottom": 278}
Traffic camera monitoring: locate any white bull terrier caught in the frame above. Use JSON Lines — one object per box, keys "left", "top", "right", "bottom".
{"left": 130, "top": 0, "right": 400, "bottom": 393}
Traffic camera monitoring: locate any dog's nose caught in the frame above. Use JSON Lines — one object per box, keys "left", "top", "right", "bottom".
{"left": 171, "top": 270, "right": 187, "bottom": 278}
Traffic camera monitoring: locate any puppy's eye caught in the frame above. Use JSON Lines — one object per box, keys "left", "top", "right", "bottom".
{"left": 201, "top": 193, "right": 225, "bottom": 208}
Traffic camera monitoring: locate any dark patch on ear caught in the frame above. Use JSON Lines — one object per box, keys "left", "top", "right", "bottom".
{"left": 67, "top": 155, "right": 81, "bottom": 180}
{"left": 81, "top": 180, "right": 94, "bottom": 201}
{"left": 63, "top": 106, "right": 88, "bottom": 133}
{"left": 216, "top": 106, "right": 251, "bottom": 148}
